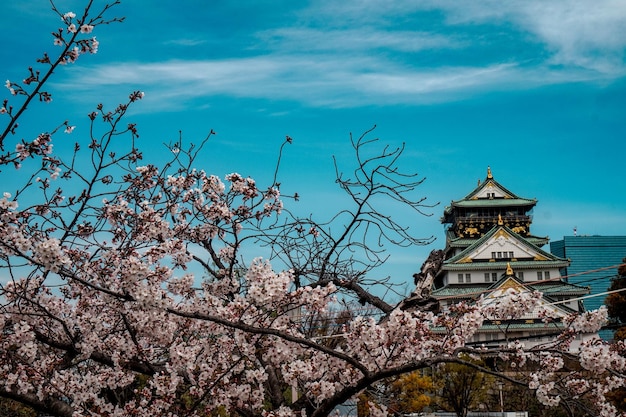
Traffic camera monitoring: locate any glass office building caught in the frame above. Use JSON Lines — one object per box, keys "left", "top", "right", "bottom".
{"left": 551, "top": 235, "right": 626, "bottom": 339}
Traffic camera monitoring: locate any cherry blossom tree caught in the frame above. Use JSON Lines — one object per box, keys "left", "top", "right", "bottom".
{"left": 1, "top": 2, "right": 625, "bottom": 417}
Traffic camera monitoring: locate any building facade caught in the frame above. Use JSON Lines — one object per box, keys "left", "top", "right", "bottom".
{"left": 550, "top": 235, "right": 626, "bottom": 339}
{"left": 550, "top": 235, "right": 626, "bottom": 311}
{"left": 430, "top": 168, "right": 591, "bottom": 349}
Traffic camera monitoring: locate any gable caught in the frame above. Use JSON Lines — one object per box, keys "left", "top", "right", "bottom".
{"left": 480, "top": 277, "right": 572, "bottom": 320}
{"left": 449, "top": 227, "right": 554, "bottom": 264}
{"left": 470, "top": 228, "right": 546, "bottom": 261}
{"left": 468, "top": 179, "right": 514, "bottom": 200}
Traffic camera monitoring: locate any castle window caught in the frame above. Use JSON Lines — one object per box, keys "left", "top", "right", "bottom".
{"left": 509, "top": 251, "right": 514, "bottom": 258}
{"left": 465, "top": 273, "right": 472, "bottom": 283}
{"left": 458, "top": 274, "right": 464, "bottom": 283}
{"left": 544, "top": 271, "right": 550, "bottom": 280}
{"left": 485, "top": 272, "right": 498, "bottom": 282}
{"left": 518, "top": 271, "right": 524, "bottom": 280}
{"left": 537, "top": 271, "right": 543, "bottom": 281}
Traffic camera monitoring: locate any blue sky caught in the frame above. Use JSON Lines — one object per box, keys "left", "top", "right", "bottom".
{"left": 2, "top": 0, "right": 626, "bottom": 293}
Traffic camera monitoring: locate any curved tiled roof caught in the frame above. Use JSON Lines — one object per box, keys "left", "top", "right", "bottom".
{"left": 442, "top": 171, "right": 537, "bottom": 220}
{"left": 443, "top": 225, "right": 568, "bottom": 266}
{"left": 432, "top": 280, "right": 589, "bottom": 299}
{"left": 445, "top": 230, "right": 550, "bottom": 248}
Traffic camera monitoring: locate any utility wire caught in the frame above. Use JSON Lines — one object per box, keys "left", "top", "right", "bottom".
{"left": 544, "top": 286, "right": 626, "bottom": 307}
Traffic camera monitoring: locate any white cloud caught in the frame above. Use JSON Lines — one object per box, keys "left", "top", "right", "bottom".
{"left": 291, "top": 0, "right": 626, "bottom": 73}
{"left": 62, "top": 54, "right": 619, "bottom": 111}
{"left": 164, "top": 38, "right": 209, "bottom": 47}
{"left": 372, "top": 0, "right": 626, "bottom": 73}
{"left": 256, "top": 27, "right": 461, "bottom": 53}
{"left": 54, "top": 0, "right": 626, "bottom": 110}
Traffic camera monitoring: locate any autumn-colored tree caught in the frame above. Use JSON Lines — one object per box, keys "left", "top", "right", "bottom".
{"left": 0, "top": 397, "right": 36, "bottom": 417}
{"left": 388, "top": 371, "right": 433, "bottom": 415}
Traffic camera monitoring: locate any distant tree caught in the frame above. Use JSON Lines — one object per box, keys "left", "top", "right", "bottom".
{"left": 0, "top": 398, "right": 36, "bottom": 417}
{"left": 387, "top": 371, "right": 433, "bottom": 415}
{"left": 433, "top": 356, "right": 493, "bottom": 417}
{"left": 605, "top": 258, "right": 626, "bottom": 412}
{"left": 606, "top": 258, "right": 626, "bottom": 341}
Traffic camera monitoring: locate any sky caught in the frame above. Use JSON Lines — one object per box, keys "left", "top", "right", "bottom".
{"left": 1, "top": 0, "right": 625, "bottom": 295}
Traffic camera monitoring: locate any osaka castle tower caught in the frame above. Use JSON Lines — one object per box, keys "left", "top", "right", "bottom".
{"left": 431, "top": 167, "right": 591, "bottom": 348}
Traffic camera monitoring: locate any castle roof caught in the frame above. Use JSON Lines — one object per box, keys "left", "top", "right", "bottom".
{"left": 442, "top": 225, "right": 569, "bottom": 270}
{"left": 445, "top": 229, "right": 550, "bottom": 249}
{"left": 442, "top": 167, "right": 537, "bottom": 220}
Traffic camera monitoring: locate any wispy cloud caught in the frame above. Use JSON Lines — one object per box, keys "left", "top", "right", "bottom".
{"left": 396, "top": 0, "right": 626, "bottom": 73}
{"left": 256, "top": 28, "right": 461, "bottom": 53}
{"left": 290, "top": 0, "right": 626, "bottom": 74}
{"left": 63, "top": 56, "right": 619, "bottom": 111}
{"left": 55, "top": 0, "right": 626, "bottom": 110}
{"left": 164, "top": 38, "right": 209, "bottom": 47}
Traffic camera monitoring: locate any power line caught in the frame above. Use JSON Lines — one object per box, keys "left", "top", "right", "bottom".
{"left": 544, "top": 286, "right": 626, "bottom": 307}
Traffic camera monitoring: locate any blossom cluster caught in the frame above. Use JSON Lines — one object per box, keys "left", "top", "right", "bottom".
{"left": 567, "top": 305, "right": 609, "bottom": 333}
{"left": 32, "top": 237, "right": 71, "bottom": 273}
{"left": 14, "top": 133, "right": 54, "bottom": 161}
{"left": 478, "top": 287, "right": 543, "bottom": 320}
{"left": 247, "top": 258, "right": 294, "bottom": 305}
{"left": 579, "top": 338, "right": 626, "bottom": 373}
{"left": 0, "top": 192, "right": 18, "bottom": 210}
{"left": 53, "top": 11, "right": 99, "bottom": 64}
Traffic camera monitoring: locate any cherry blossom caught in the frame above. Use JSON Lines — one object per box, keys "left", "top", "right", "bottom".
{"left": 5, "top": 79, "right": 16, "bottom": 95}
{"left": 80, "top": 24, "right": 94, "bottom": 33}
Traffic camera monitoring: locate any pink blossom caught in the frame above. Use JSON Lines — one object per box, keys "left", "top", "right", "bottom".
{"left": 89, "top": 37, "right": 99, "bottom": 53}
{"left": 50, "top": 167, "right": 61, "bottom": 180}
{"left": 246, "top": 258, "right": 294, "bottom": 305}
{"left": 15, "top": 143, "right": 30, "bottom": 160}
{"left": 0, "top": 192, "right": 18, "bottom": 210}
{"left": 579, "top": 338, "right": 626, "bottom": 373}
{"left": 64, "top": 125, "right": 75, "bottom": 134}
{"left": 568, "top": 306, "right": 608, "bottom": 333}
{"left": 80, "top": 24, "right": 94, "bottom": 34}
{"left": 5, "top": 79, "right": 16, "bottom": 95}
